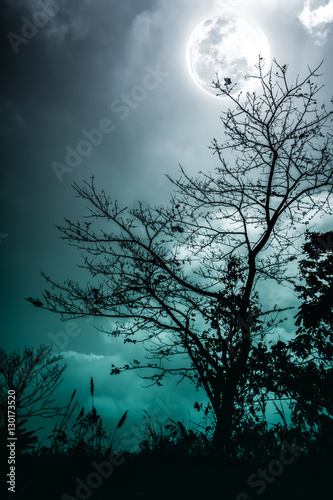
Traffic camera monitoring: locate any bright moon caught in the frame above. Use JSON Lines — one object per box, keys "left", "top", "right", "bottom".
{"left": 186, "top": 16, "right": 270, "bottom": 97}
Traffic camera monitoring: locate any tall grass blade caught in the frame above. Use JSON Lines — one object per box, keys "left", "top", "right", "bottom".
{"left": 116, "top": 410, "right": 128, "bottom": 430}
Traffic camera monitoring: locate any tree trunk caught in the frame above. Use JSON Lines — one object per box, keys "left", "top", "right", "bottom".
{"left": 211, "top": 389, "right": 234, "bottom": 460}
{"left": 211, "top": 325, "right": 251, "bottom": 458}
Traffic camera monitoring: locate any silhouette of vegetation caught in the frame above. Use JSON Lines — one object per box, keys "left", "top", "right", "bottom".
{"left": 132, "top": 410, "right": 211, "bottom": 457}
{"left": 0, "top": 345, "right": 67, "bottom": 422}
{"left": 0, "top": 345, "right": 74, "bottom": 456}
{"left": 2, "top": 338, "right": 331, "bottom": 499}
{"left": 46, "top": 403, "right": 103, "bottom": 456}
{"left": 44, "top": 376, "right": 127, "bottom": 457}
{"left": 28, "top": 59, "right": 333, "bottom": 461}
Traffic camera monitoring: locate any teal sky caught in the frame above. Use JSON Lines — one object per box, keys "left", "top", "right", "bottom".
{"left": 1, "top": 0, "right": 333, "bottom": 440}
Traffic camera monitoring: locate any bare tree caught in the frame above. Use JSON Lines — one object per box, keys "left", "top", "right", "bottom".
{"left": 0, "top": 344, "right": 67, "bottom": 423}
{"left": 28, "top": 59, "right": 333, "bottom": 457}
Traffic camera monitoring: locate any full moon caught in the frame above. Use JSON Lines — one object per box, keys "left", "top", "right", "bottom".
{"left": 186, "top": 16, "right": 270, "bottom": 97}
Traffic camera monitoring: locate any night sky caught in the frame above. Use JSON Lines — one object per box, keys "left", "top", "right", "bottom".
{"left": 1, "top": 0, "right": 333, "bottom": 441}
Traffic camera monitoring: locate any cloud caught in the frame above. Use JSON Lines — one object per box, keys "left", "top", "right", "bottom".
{"left": 298, "top": 0, "right": 333, "bottom": 44}
{"left": 62, "top": 351, "right": 105, "bottom": 362}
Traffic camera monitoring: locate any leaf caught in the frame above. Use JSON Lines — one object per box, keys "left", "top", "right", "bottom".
{"left": 194, "top": 402, "right": 201, "bottom": 411}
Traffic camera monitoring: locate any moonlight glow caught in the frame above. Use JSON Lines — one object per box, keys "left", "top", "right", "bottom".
{"left": 186, "top": 15, "right": 271, "bottom": 97}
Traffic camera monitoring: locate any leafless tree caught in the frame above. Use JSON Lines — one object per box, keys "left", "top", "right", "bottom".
{"left": 0, "top": 344, "right": 67, "bottom": 423}
{"left": 28, "top": 59, "right": 333, "bottom": 457}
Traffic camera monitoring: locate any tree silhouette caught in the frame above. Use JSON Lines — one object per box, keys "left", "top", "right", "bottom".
{"left": 28, "top": 59, "right": 333, "bottom": 457}
{"left": 292, "top": 230, "right": 333, "bottom": 438}
{"left": 252, "top": 230, "right": 333, "bottom": 455}
{"left": 0, "top": 345, "right": 67, "bottom": 423}
{"left": 295, "top": 230, "right": 333, "bottom": 334}
{"left": 0, "top": 345, "right": 73, "bottom": 454}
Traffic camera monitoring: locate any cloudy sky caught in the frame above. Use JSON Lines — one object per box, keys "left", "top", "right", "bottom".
{"left": 1, "top": 0, "right": 333, "bottom": 440}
